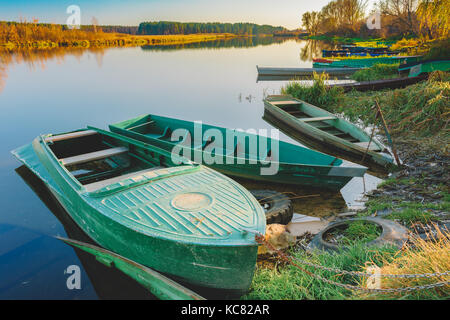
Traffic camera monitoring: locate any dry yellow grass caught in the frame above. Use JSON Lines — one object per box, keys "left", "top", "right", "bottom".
{"left": 360, "top": 225, "right": 450, "bottom": 299}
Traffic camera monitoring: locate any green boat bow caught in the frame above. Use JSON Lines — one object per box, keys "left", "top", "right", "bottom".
{"left": 12, "top": 127, "right": 266, "bottom": 293}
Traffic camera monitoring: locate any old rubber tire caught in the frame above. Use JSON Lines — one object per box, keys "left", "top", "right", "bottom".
{"left": 307, "top": 217, "right": 409, "bottom": 252}
{"left": 250, "top": 190, "right": 294, "bottom": 225}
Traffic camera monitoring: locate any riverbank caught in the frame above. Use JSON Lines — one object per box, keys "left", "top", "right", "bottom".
{"left": 244, "top": 71, "right": 449, "bottom": 300}
{"left": 0, "top": 32, "right": 237, "bottom": 50}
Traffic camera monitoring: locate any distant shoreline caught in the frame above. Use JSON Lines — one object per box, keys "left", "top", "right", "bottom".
{"left": 0, "top": 33, "right": 239, "bottom": 50}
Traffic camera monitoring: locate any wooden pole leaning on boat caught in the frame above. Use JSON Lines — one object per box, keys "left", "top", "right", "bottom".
{"left": 375, "top": 100, "right": 401, "bottom": 166}
{"left": 361, "top": 106, "right": 380, "bottom": 164}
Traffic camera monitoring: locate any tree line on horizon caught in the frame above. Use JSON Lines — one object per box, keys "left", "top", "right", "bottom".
{"left": 301, "top": 0, "right": 449, "bottom": 39}
{"left": 137, "top": 21, "right": 286, "bottom": 35}
{"left": 0, "top": 19, "right": 288, "bottom": 45}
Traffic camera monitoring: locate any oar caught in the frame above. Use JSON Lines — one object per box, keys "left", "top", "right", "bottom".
{"left": 57, "top": 237, "right": 205, "bottom": 300}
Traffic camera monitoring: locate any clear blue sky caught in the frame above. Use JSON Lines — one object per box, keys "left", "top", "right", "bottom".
{"left": 0, "top": 0, "right": 378, "bottom": 30}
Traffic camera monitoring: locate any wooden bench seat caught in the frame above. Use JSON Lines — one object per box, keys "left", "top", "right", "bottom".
{"left": 60, "top": 147, "right": 128, "bottom": 166}
{"left": 272, "top": 100, "right": 301, "bottom": 105}
{"left": 45, "top": 130, "right": 98, "bottom": 143}
{"left": 300, "top": 116, "right": 336, "bottom": 122}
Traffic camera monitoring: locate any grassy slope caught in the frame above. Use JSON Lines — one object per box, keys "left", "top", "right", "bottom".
{"left": 283, "top": 71, "right": 449, "bottom": 139}
{"left": 249, "top": 70, "right": 450, "bottom": 300}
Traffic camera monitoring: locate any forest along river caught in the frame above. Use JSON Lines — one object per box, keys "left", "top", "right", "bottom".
{"left": 0, "top": 38, "right": 381, "bottom": 299}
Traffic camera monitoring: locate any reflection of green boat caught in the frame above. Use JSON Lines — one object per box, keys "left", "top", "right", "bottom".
{"left": 60, "top": 237, "right": 206, "bottom": 300}
{"left": 109, "top": 114, "right": 367, "bottom": 190}
{"left": 263, "top": 95, "right": 396, "bottom": 172}
{"left": 313, "top": 56, "right": 420, "bottom": 68}
{"left": 11, "top": 127, "right": 265, "bottom": 293}
{"left": 398, "top": 60, "right": 450, "bottom": 77}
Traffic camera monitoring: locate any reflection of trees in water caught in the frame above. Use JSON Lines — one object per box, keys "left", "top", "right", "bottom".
{"left": 141, "top": 36, "right": 293, "bottom": 51}
{"left": 0, "top": 60, "right": 7, "bottom": 94}
{"left": 299, "top": 40, "right": 337, "bottom": 61}
{"left": 0, "top": 47, "right": 105, "bottom": 94}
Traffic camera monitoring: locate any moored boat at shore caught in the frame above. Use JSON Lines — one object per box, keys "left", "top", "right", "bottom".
{"left": 109, "top": 114, "right": 367, "bottom": 190}
{"left": 313, "top": 56, "right": 421, "bottom": 69}
{"left": 327, "top": 74, "right": 428, "bottom": 92}
{"left": 11, "top": 127, "right": 266, "bottom": 293}
{"left": 257, "top": 65, "right": 361, "bottom": 77}
{"left": 263, "top": 95, "right": 397, "bottom": 172}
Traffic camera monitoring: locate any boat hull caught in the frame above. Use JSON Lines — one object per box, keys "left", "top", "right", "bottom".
{"left": 12, "top": 140, "right": 261, "bottom": 293}
{"left": 313, "top": 56, "right": 420, "bottom": 69}
{"left": 109, "top": 116, "right": 367, "bottom": 190}
{"left": 327, "top": 74, "right": 428, "bottom": 92}
{"left": 263, "top": 97, "right": 396, "bottom": 172}
{"left": 257, "top": 66, "right": 361, "bottom": 76}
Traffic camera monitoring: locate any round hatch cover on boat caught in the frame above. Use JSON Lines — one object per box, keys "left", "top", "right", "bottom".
{"left": 171, "top": 192, "right": 213, "bottom": 211}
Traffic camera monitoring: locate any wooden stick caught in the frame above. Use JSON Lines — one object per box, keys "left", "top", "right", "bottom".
{"left": 375, "top": 99, "right": 401, "bottom": 166}
{"left": 361, "top": 105, "right": 379, "bottom": 164}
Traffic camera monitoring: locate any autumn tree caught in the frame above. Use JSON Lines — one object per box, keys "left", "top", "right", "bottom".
{"left": 416, "top": 0, "right": 449, "bottom": 39}
{"left": 302, "top": 11, "right": 321, "bottom": 35}
{"left": 378, "top": 0, "right": 419, "bottom": 35}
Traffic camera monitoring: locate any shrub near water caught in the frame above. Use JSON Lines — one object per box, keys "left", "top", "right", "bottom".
{"left": 284, "top": 71, "right": 449, "bottom": 138}
{"left": 351, "top": 63, "right": 400, "bottom": 82}
{"left": 281, "top": 72, "right": 343, "bottom": 108}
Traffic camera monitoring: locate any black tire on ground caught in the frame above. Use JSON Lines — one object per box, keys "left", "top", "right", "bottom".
{"left": 249, "top": 190, "right": 294, "bottom": 225}
{"left": 307, "top": 217, "right": 409, "bottom": 252}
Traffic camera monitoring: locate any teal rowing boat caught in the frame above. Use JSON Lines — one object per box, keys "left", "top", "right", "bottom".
{"left": 109, "top": 115, "right": 367, "bottom": 190}
{"left": 11, "top": 127, "right": 265, "bottom": 293}
{"left": 264, "top": 95, "right": 396, "bottom": 172}
{"left": 313, "top": 56, "right": 420, "bottom": 68}
{"left": 399, "top": 60, "right": 450, "bottom": 77}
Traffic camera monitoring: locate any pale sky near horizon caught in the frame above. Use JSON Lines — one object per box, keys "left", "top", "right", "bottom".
{"left": 0, "top": 0, "right": 379, "bottom": 30}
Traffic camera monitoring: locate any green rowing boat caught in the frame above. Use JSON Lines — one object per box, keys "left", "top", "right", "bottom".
{"left": 109, "top": 115, "right": 367, "bottom": 190}
{"left": 264, "top": 95, "right": 396, "bottom": 172}
{"left": 313, "top": 56, "right": 420, "bottom": 68}
{"left": 403, "top": 60, "right": 450, "bottom": 77}
{"left": 11, "top": 127, "right": 265, "bottom": 293}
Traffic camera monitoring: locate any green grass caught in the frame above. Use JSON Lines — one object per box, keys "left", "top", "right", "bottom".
{"left": 364, "top": 199, "right": 394, "bottom": 216}
{"left": 326, "top": 221, "right": 382, "bottom": 245}
{"left": 281, "top": 72, "right": 343, "bottom": 108}
{"left": 284, "top": 71, "right": 449, "bottom": 139}
{"left": 423, "top": 38, "right": 450, "bottom": 60}
{"left": 334, "top": 72, "right": 449, "bottom": 137}
{"left": 386, "top": 208, "right": 436, "bottom": 226}
{"left": 351, "top": 63, "right": 400, "bottom": 82}
{"left": 245, "top": 228, "right": 450, "bottom": 300}
{"left": 242, "top": 243, "right": 398, "bottom": 300}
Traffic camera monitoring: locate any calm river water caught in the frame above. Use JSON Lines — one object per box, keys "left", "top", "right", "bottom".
{"left": 0, "top": 38, "right": 381, "bottom": 299}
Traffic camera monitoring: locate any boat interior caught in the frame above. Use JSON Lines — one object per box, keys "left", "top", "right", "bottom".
{"left": 45, "top": 130, "right": 167, "bottom": 191}
{"left": 269, "top": 100, "right": 383, "bottom": 152}
{"left": 115, "top": 116, "right": 343, "bottom": 166}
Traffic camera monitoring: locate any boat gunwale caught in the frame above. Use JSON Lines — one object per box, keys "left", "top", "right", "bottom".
{"left": 16, "top": 139, "right": 265, "bottom": 246}
{"left": 263, "top": 96, "right": 394, "bottom": 166}
{"left": 109, "top": 114, "right": 369, "bottom": 174}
